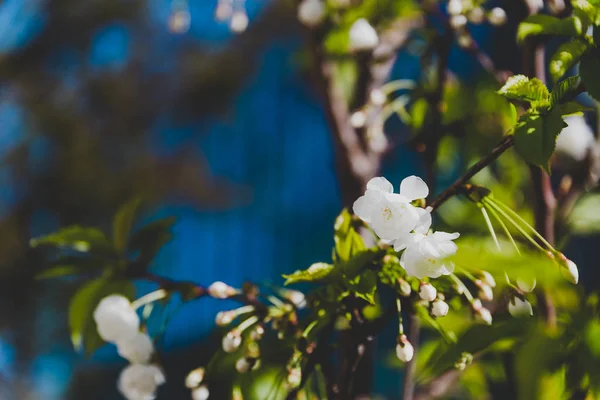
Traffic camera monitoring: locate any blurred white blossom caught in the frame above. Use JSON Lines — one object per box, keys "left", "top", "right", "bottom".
{"left": 349, "top": 19, "right": 379, "bottom": 51}
{"left": 117, "top": 332, "right": 154, "bottom": 364}
{"left": 298, "top": 0, "right": 326, "bottom": 27}
{"left": 118, "top": 364, "right": 165, "bottom": 400}
{"left": 94, "top": 295, "right": 140, "bottom": 343}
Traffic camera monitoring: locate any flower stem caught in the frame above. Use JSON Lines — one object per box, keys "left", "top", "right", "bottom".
{"left": 484, "top": 202, "right": 521, "bottom": 255}
{"left": 131, "top": 289, "right": 168, "bottom": 310}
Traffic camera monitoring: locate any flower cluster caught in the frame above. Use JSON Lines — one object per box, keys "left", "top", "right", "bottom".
{"left": 94, "top": 295, "right": 164, "bottom": 400}
{"left": 353, "top": 176, "right": 460, "bottom": 279}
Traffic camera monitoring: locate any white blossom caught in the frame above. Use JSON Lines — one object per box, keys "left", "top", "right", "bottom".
{"left": 192, "top": 385, "right": 210, "bottom": 400}
{"left": 488, "top": 7, "right": 507, "bottom": 26}
{"left": 555, "top": 115, "right": 596, "bottom": 168}
{"left": 185, "top": 368, "right": 205, "bottom": 389}
{"left": 353, "top": 176, "right": 427, "bottom": 244}
{"left": 229, "top": 10, "right": 249, "bottom": 33}
{"left": 222, "top": 331, "right": 242, "bottom": 353}
{"left": 431, "top": 299, "right": 449, "bottom": 317}
{"left": 215, "top": 311, "right": 235, "bottom": 326}
{"left": 117, "top": 331, "right": 154, "bottom": 364}
{"left": 215, "top": 0, "right": 232, "bottom": 21}
{"left": 468, "top": 7, "right": 485, "bottom": 24}
{"left": 168, "top": 9, "right": 191, "bottom": 34}
{"left": 419, "top": 283, "right": 437, "bottom": 302}
{"left": 235, "top": 357, "right": 251, "bottom": 373}
{"left": 400, "top": 232, "right": 459, "bottom": 279}
{"left": 447, "top": 0, "right": 464, "bottom": 15}
{"left": 93, "top": 295, "right": 140, "bottom": 343}
{"left": 298, "top": 0, "right": 326, "bottom": 27}
{"left": 283, "top": 290, "right": 307, "bottom": 309}
{"left": 369, "top": 89, "right": 387, "bottom": 106}
{"left": 457, "top": 34, "right": 473, "bottom": 49}
{"left": 350, "top": 110, "right": 367, "bottom": 128}
{"left": 349, "top": 19, "right": 379, "bottom": 51}
{"left": 450, "top": 15, "right": 468, "bottom": 29}
{"left": 508, "top": 296, "right": 533, "bottom": 317}
{"left": 118, "top": 364, "right": 165, "bottom": 400}
{"left": 208, "top": 281, "right": 237, "bottom": 299}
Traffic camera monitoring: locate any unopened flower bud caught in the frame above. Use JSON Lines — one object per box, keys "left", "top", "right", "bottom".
{"left": 222, "top": 331, "right": 242, "bottom": 353}
{"left": 476, "top": 280, "right": 494, "bottom": 301}
{"left": 471, "top": 298, "right": 483, "bottom": 311}
{"left": 215, "top": 311, "right": 235, "bottom": 326}
{"left": 208, "top": 281, "right": 237, "bottom": 299}
{"left": 250, "top": 325, "right": 265, "bottom": 341}
{"left": 559, "top": 256, "right": 579, "bottom": 284}
{"left": 480, "top": 271, "right": 496, "bottom": 288}
{"left": 349, "top": 18, "right": 379, "bottom": 51}
{"left": 396, "top": 334, "right": 414, "bottom": 362}
{"left": 476, "top": 307, "right": 492, "bottom": 325}
{"left": 283, "top": 290, "right": 306, "bottom": 309}
{"left": 185, "top": 367, "right": 205, "bottom": 389}
{"left": 419, "top": 283, "right": 437, "bottom": 302}
{"left": 168, "top": 9, "right": 191, "bottom": 34}
{"left": 369, "top": 89, "right": 386, "bottom": 106}
{"left": 431, "top": 299, "right": 449, "bottom": 317}
{"left": 215, "top": 0, "right": 232, "bottom": 21}
{"left": 488, "top": 7, "right": 507, "bottom": 26}
{"left": 287, "top": 366, "right": 302, "bottom": 388}
{"left": 508, "top": 296, "right": 533, "bottom": 317}
{"left": 192, "top": 385, "right": 210, "bottom": 400}
{"left": 398, "top": 279, "right": 412, "bottom": 297}
{"left": 468, "top": 7, "right": 485, "bottom": 24}
{"left": 235, "top": 357, "right": 251, "bottom": 373}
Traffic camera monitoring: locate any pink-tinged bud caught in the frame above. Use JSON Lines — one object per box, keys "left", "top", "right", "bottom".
{"left": 480, "top": 271, "right": 496, "bottom": 288}
{"left": 222, "top": 331, "right": 242, "bottom": 353}
{"left": 396, "top": 335, "right": 414, "bottom": 362}
{"left": 471, "top": 299, "right": 482, "bottom": 311}
{"left": 476, "top": 281, "right": 494, "bottom": 301}
{"left": 250, "top": 325, "right": 265, "bottom": 341}
{"left": 419, "top": 283, "right": 437, "bottom": 302}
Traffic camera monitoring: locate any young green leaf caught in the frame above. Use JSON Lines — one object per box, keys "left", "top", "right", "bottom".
{"left": 497, "top": 75, "right": 550, "bottom": 110}
{"left": 517, "top": 15, "right": 584, "bottom": 44}
{"left": 551, "top": 76, "right": 583, "bottom": 105}
{"left": 35, "top": 265, "right": 84, "bottom": 280}
{"left": 113, "top": 197, "right": 143, "bottom": 254}
{"left": 579, "top": 51, "right": 600, "bottom": 101}
{"left": 128, "top": 216, "right": 177, "bottom": 268}
{"left": 30, "top": 226, "right": 114, "bottom": 254}
{"left": 333, "top": 209, "right": 366, "bottom": 262}
{"left": 573, "top": 0, "right": 600, "bottom": 27}
{"left": 69, "top": 278, "right": 135, "bottom": 356}
{"left": 549, "top": 42, "right": 589, "bottom": 83}
{"left": 344, "top": 269, "right": 377, "bottom": 305}
{"left": 513, "top": 110, "right": 567, "bottom": 171}
{"left": 283, "top": 262, "right": 335, "bottom": 285}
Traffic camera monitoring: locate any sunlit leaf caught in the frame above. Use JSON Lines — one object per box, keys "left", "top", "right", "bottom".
{"left": 497, "top": 75, "right": 550, "bottom": 110}
{"left": 549, "top": 42, "right": 588, "bottom": 83}
{"left": 30, "top": 226, "right": 114, "bottom": 255}
{"left": 283, "top": 263, "right": 334, "bottom": 285}
{"left": 517, "top": 15, "right": 583, "bottom": 44}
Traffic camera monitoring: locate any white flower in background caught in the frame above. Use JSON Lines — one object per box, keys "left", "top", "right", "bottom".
{"left": 282, "top": 289, "right": 307, "bottom": 309}
{"left": 229, "top": 10, "right": 249, "bottom": 33}
{"left": 447, "top": 0, "right": 464, "bottom": 15}
{"left": 418, "top": 283, "right": 437, "bottom": 302}
{"left": 118, "top": 364, "right": 165, "bottom": 400}
{"left": 369, "top": 89, "right": 387, "bottom": 106}
{"left": 222, "top": 330, "right": 242, "bottom": 353}
{"left": 555, "top": 115, "right": 596, "bottom": 169}
{"left": 450, "top": 14, "right": 468, "bottom": 29}
{"left": 508, "top": 296, "right": 533, "bottom": 317}
{"left": 185, "top": 367, "right": 205, "bottom": 389}
{"left": 431, "top": 299, "right": 449, "bottom": 317}
{"left": 401, "top": 232, "right": 459, "bottom": 279}
{"left": 396, "top": 335, "right": 414, "bottom": 362}
{"left": 215, "top": 0, "right": 233, "bottom": 21}
{"left": 349, "top": 19, "right": 379, "bottom": 51}
{"left": 235, "top": 357, "right": 251, "bottom": 373}
{"left": 117, "top": 332, "right": 155, "bottom": 364}
{"left": 480, "top": 271, "right": 496, "bottom": 288}
{"left": 298, "top": 0, "right": 326, "bottom": 28}
{"left": 468, "top": 7, "right": 485, "bottom": 24}
{"left": 192, "top": 385, "right": 210, "bottom": 400}
{"left": 287, "top": 366, "right": 302, "bottom": 388}
{"left": 353, "top": 176, "right": 428, "bottom": 243}
{"left": 208, "top": 281, "right": 238, "bottom": 299}
{"left": 488, "top": 7, "right": 507, "bottom": 26}
{"left": 168, "top": 9, "right": 191, "bottom": 34}
{"left": 215, "top": 311, "right": 235, "bottom": 326}
{"left": 93, "top": 295, "right": 140, "bottom": 343}
{"left": 350, "top": 110, "right": 367, "bottom": 128}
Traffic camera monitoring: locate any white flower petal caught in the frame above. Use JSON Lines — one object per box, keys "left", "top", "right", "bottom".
{"left": 400, "top": 176, "right": 429, "bottom": 201}
{"left": 432, "top": 231, "right": 460, "bottom": 241}
{"left": 413, "top": 207, "right": 432, "bottom": 234}
{"left": 366, "top": 177, "right": 393, "bottom": 193}
{"left": 352, "top": 195, "right": 373, "bottom": 223}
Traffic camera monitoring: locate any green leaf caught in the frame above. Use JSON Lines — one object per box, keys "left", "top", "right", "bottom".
{"left": 30, "top": 226, "right": 114, "bottom": 254}
{"left": 549, "top": 42, "right": 589, "bottom": 83}
{"left": 567, "top": 194, "right": 600, "bottom": 234}
{"left": 513, "top": 110, "right": 567, "bottom": 171}
{"left": 551, "top": 76, "right": 583, "bottom": 105}
{"left": 283, "top": 263, "right": 335, "bottom": 285}
{"left": 555, "top": 101, "right": 594, "bottom": 116}
{"left": 579, "top": 51, "right": 600, "bottom": 101}
{"left": 517, "top": 15, "right": 584, "bottom": 44}
{"left": 344, "top": 269, "right": 377, "bottom": 305}
{"left": 128, "top": 216, "right": 177, "bottom": 267}
{"left": 334, "top": 209, "right": 365, "bottom": 262}
{"left": 69, "top": 277, "right": 135, "bottom": 355}
{"left": 35, "top": 265, "right": 83, "bottom": 280}
{"left": 573, "top": 0, "right": 600, "bottom": 26}
{"left": 113, "top": 197, "right": 143, "bottom": 254}
{"left": 410, "top": 98, "right": 430, "bottom": 132}
{"left": 497, "top": 75, "right": 550, "bottom": 109}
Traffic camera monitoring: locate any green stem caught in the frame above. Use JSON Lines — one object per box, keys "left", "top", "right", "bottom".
{"left": 131, "top": 289, "right": 168, "bottom": 310}
{"left": 480, "top": 206, "right": 500, "bottom": 251}
{"left": 396, "top": 297, "right": 404, "bottom": 335}
{"left": 484, "top": 202, "right": 521, "bottom": 255}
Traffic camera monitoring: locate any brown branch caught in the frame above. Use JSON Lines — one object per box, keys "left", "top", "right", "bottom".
{"left": 429, "top": 135, "right": 515, "bottom": 210}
